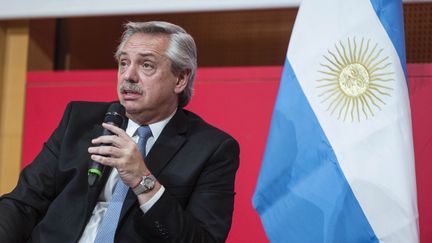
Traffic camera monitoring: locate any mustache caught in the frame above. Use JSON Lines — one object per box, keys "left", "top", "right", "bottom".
{"left": 119, "top": 82, "right": 143, "bottom": 94}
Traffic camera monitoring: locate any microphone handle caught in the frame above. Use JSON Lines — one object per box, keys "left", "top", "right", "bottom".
{"left": 88, "top": 122, "right": 116, "bottom": 187}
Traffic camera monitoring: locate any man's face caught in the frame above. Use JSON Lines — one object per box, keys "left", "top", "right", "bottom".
{"left": 117, "top": 33, "right": 185, "bottom": 124}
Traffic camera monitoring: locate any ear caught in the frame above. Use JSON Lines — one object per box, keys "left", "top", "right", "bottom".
{"left": 174, "top": 69, "right": 190, "bottom": 94}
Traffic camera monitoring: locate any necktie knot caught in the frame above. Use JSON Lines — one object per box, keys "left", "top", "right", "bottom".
{"left": 136, "top": 125, "right": 152, "bottom": 140}
{"left": 136, "top": 125, "right": 152, "bottom": 157}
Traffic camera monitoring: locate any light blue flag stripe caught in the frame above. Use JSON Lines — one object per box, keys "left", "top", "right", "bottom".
{"left": 252, "top": 59, "right": 379, "bottom": 243}
{"left": 370, "top": 0, "right": 407, "bottom": 75}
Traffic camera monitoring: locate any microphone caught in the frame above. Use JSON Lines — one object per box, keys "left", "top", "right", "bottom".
{"left": 88, "top": 103, "right": 126, "bottom": 187}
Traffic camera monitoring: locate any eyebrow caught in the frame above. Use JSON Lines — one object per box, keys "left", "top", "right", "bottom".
{"left": 118, "top": 51, "right": 159, "bottom": 59}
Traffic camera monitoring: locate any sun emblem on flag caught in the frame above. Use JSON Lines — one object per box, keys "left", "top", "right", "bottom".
{"left": 317, "top": 37, "right": 394, "bottom": 122}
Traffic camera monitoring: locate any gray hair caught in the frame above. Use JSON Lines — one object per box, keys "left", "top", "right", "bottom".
{"left": 115, "top": 21, "right": 197, "bottom": 107}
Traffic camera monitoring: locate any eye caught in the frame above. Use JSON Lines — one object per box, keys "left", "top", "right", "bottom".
{"left": 118, "top": 59, "right": 129, "bottom": 68}
{"left": 118, "top": 59, "right": 129, "bottom": 73}
{"left": 142, "top": 62, "right": 154, "bottom": 70}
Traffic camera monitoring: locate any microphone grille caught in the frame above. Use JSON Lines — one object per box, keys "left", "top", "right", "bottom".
{"left": 104, "top": 103, "right": 125, "bottom": 127}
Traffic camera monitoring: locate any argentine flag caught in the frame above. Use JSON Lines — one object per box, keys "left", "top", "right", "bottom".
{"left": 252, "top": 0, "right": 419, "bottom": 242}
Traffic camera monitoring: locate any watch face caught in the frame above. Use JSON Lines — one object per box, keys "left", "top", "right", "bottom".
{"left": 143, "top": 177, "right": 155, "bottom": 190}
{"left": 133, "top": 175, "right": 156, "bottom": 195}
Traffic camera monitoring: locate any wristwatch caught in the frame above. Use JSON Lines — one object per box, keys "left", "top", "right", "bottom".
{"left": 132, "top": 175, "right": 156, "bottom": 195}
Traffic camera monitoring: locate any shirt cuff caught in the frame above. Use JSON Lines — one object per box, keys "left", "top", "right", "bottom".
{"left": 139, "top": 185, "right": 165, "bottom": 213}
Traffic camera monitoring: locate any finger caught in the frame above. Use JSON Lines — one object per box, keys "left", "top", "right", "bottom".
{"left": 102, "top": 123, "right": 129, "bottom": 139}
{"left": 92, "top": 135, "right": 123, "bottom": 147}
{"left": 88, "top": 145, "right": 122, "bottom": 157}
{"left": 90, "top": 154, "right": 117, "bottom": 167}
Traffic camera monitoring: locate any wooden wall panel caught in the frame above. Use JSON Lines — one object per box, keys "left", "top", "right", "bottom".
{"left": 62, "top": 9, "right": 297, "bottom": 69}
{"left": 28, "top": 9, "right": 297, "bottom": 70}
{"left": 27, "top": 4, "right": 432, "bottom": 71}
{"left": 0, "top": 21, "right": 29, "bottom": 194}
{"left": 27, "top": 19, "right": 56, "bottom": 70}
{"left": 405, "top": 3, "right": 432, "bottom": 63}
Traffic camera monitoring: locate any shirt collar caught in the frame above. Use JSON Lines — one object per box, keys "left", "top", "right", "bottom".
{"left": 125, "top": 109, "right": 177, "bottom": 140}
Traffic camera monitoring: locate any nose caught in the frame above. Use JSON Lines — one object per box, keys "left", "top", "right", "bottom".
{"left": 123, "top": 64, "right": 139, "bottom": 83}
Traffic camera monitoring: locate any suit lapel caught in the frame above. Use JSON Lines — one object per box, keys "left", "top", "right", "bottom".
{"left": 120, "top": 109, "right": 188, "bottom": 221}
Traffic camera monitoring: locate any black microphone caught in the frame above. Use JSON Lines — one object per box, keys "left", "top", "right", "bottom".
{"left": 88, "top": 103, "right": 126, "bottom": 187}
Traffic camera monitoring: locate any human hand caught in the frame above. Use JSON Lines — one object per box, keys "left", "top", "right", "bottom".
{"left": 88, "top": 123, "right": 149, "bottom": 188}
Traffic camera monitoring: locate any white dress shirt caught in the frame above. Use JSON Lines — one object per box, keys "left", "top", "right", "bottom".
{"left": 78, "top": 111, "right": 175, "bottom": 243}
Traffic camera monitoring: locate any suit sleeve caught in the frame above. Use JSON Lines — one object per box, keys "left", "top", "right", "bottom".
{"left": 0, "top": 103, "right": 73, "bottom": 242}
{"left": 139, "top": 137, "right": 240, "bottom": 243}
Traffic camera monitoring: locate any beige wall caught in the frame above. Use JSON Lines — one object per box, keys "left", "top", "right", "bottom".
{"left": 0, "top": 21, "right": 29, "bottom": 194}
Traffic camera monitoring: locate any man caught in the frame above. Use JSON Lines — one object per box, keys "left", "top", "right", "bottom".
{"left": 0, "top": 21, "right": 239, "bottom": 243}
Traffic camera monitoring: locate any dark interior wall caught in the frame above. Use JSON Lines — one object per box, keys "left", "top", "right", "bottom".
{"left": 405, "top": 3, "right": 432, "bottom": 63}
{"left": 27, "top": 3, "right": 432, "bottom": 71}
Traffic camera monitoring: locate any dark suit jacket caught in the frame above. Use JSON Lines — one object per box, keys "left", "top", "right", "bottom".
{"left": 0, "top": 101, "right": 240, "bottom": 243}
